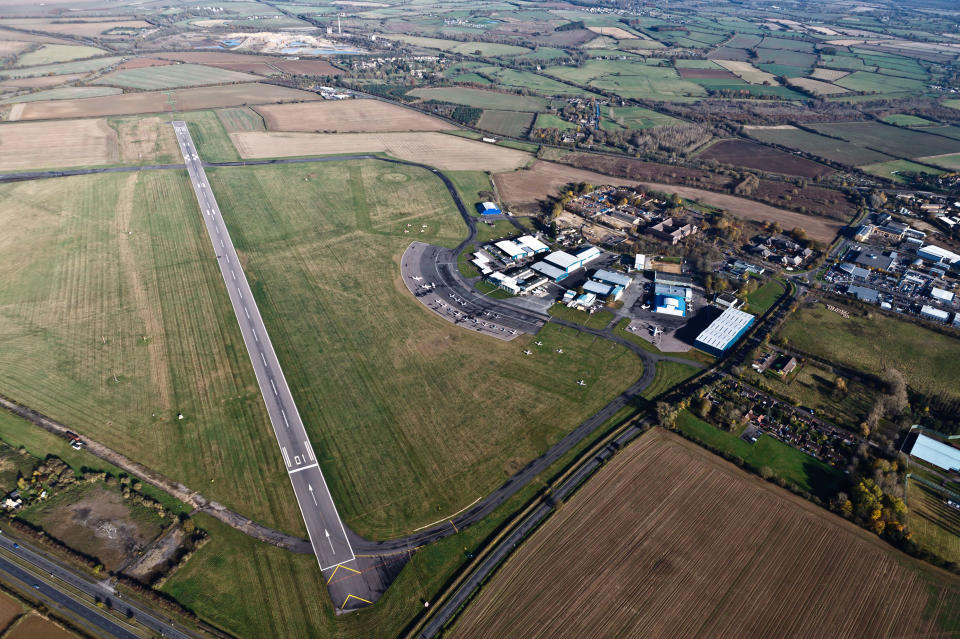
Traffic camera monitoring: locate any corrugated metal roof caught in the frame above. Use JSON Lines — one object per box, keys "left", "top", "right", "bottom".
{"left": 545, "top": 251, "right": 580, "bottom": 270}
{"left": 583, "top": 280, "right": 613, "bottom": 296}
{"left": 695, "top": 308, "right": 755, "bottom": 351}
{"left": 910, "top": 433, "right": 960, "bottom": 472}
{"left": 593, "top": 269, "right": 631, "bottom": 287}
{"left": 517, "top": 235, "right": 549, "bottom": 253}
{"left": 532, "top": 261, "right": 566, "bottom": 280}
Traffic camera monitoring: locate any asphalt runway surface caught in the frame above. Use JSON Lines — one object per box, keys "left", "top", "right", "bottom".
{"left": 172, "top": 124, "right": 358, "bottom": 580}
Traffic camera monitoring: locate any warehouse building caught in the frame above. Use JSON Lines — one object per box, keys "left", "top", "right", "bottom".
{"left": 542, "top": 245, "right": 601, "bottom": 273}
{"left": 654, "top": 271, "right": 694, "bottom": 288}
{"left": 847, "top": 284, "right": 880, "bottom": 304}
{"left": 516, "top": 235, "right": 549, "bottom": 255}
{"left": 908, "top": 433, "right": 960, "bottom": 472}
{"left": 694, "top": 307, "right": 756, "bottom": 356}
{"left": 918, "top": 244, "right": 960, "bottom": 265}
{"left": 531, "top": 261, "right": 569, "bottom": 282}
{"left": 920, "top": 305, "right": 950, "bottom": 323}
{"left": 654, "top": 283, "right": 690, "bottom": 317}
{"left": 583, "top": 280, "right": 625, "bottom": 302}
{"left": 930, "top": 287, "right": 955, "bottom": 303}
{"left": 632, "top": 254, "right": 646, "bottom": 272}
{"left": 592, "top": 269, "right": 632, "bottom": 289}
{"left": 478, "top": 201, "right": 501, "bottom": 216}
{"left": 494, "top": 240, "right": 528, "bottom": 261}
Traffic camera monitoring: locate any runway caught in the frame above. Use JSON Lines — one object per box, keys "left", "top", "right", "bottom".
{"left": 171, "top": 123, "right": 355, "bottom": 576}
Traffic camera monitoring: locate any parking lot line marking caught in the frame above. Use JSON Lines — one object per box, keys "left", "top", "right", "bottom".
{"left": 341, "top": 594, "right": 372, "bottom": 609}
{"left": 289, "top": 463, "right": 319, "bottom": 475}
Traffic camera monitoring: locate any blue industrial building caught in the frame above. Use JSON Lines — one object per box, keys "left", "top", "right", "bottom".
{"left": 694, "top": 308, "right": 755, "bottom": 356}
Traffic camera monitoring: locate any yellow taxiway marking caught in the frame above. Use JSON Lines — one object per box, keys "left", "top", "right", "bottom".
{"left": 327, "top": 564, "right": 361, "bottom": 583}
{"left": 449, "top": 519, "right": 458, "bottom": 533}
{"left": 342, "top": 594, "right": 373, "bottom": 608}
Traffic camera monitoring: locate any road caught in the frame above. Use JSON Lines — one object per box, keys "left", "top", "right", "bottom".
{"left": 0, "top": 531, "right": 197, "bottom": 639}
{"left": 172, "top": 123, "right": 355, "bottom": 574}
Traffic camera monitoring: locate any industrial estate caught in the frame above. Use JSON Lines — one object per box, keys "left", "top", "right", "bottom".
{"left": 0, "top": 0, "right": 958, "bottom": 638}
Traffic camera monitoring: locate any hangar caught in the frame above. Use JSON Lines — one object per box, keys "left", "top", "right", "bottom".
{"left": 654, "top": 283, "right": 690, "bottom": 317}
{"left": 495, "top": 240, "right": 528, "bottom": 261}
{"left": 543, "top": 245, "right": 601, "bottom": 274}
{"left": 478, "top": 201, "right": 501, "bottom": 215}
{"left": 694, "top": 307, "right": 755, "bottom": 356}
{"left": 531, "top": 261, "right": 569, "bottom": 282}
{"left": 592, "top": 269, "right": 632, "bottom": 289}
{"left": 516, "top": 235, "right": 549, "bottom": 255}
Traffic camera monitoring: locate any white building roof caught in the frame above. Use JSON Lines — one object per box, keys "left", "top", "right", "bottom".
{"left": 544, "top": 251, "right": 581, "bottom": 270}
{"left": 909, "top": 433, "right": 960, "bottom": 472}
{"left": 516, "top": 235, "right": 549, "bottom": 253}
{"left": 920, "top": 305, "right": 950, "bottom": 321}
{"left": 695, "top": 307, "right": 755, "bottom": 351}
{"left": 575, "top": 246, "right": 602, "bottom": 264}
{"left": 473, "top": 252, "right": 490, "bottom": 263}
{"left": 532, "top": 261, "right": 567, "bottom": 280}
{"left": 919, "top": 244, "right": 960, "bottom": 264}
{"left": 931, "top": 287, "right": 955, "bottom": 302}
{"left": 495, "top": 240, "right": 526, "bottom": 258}
{"left": 583, "top": 280, "right": 613, "bottom": 296}
{"left": 592, "top": 269, "right": 632, "bottom": 287}
{"left": 634, "top": 254, "right": 646, "bottom": 270}
{"left": 481, "top": 201, "right": 500, "bottom": 211}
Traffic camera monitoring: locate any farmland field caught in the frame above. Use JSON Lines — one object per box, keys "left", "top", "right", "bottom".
{"left": 254, "top": 100, "right": 454, "bottom": 132}
{"left": 216, "top": 106, "right": 265, "bottom": 132}
{"left": 787, "top": 77, "right": 848, "bottom": 95}
{"left": 0, "top": 118, "right": 118, "bottom": 170}
{"left": 12, "top": 83, "right": 321, "bottom": 120}
{"left": 810, "top": 121, "right": 960, "bottom": 159}
{"left": 0, "top": 56, "right": 123, "bottom": 79}
{"left": 608, "top": 106, "right": 683, "bottom": 129}
{"left": 920, "top": 153, "right": 960, "bottom": 171}
{"left": 907, "top": 479, "right": 960, "bottom": 566}
{"left": 778, "top": 301, "right": 960, "bottom": 401}
{"left": 14, "top": 44, "right": 105, "bottom": 67}
{"left": 699, "top": 139, "right": 833, "bottom": 178}
{"left": 544, "top": 60, "right": 706, "bottom": 100}
{"left": 0, "top": 73, "right": 85, "bottom": 90}
{"left": 834, "top": 70, "right": 926, "bottom": 94}
{"left": 453, "top": 429, "right": 959, "bottom": 638}
{"left": 384, "top": 34, "right": 530, "bottom": 56}
{"left": 861, "top": 159, "right": 943, "bottom": 182}
{"left": 111, "top": 115, "right": 181, "bottom": 164}
{"left": 5, "top": 613, "right": 80, "bottom": 639}
{"left": 476, "top": 109, "right": 534, "bottom": 137}
{"left": 713, "top": 60, "right": 778, "bottom": 84}
{"left": 883, "top": 113, "right": 935, "bottom": 126}
{"left": 230, "top": 131, "right": 531, "bottom": 171}
{"left": 744, "top": 125, "right": 893, "bottom": 166}
{"left": 640, "top": 361, "right": 700, "bottom": 400}
{"left": 0, "top": 86, "right": 120, "bottom": 104}
{"left": 93, "top": 63, "right": 259, "bottom": 90}
{"left": 208, "top": 160, "right": 643, "bottom": 536}
{"left": 407, "top": 87, "right": 547, "bottom": 111}
{"left": 0, "top": 18, "right": 152, "bottom": 38}
{"left": 534, "top": 113, "right": 575, "bottom": 131}
{"left": 0, "top": 171, "right": 307, "bottom": 534}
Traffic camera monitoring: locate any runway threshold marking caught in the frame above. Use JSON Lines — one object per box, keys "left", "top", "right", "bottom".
{"left": 326, "top": 564, "right": 361, "bottom": 584}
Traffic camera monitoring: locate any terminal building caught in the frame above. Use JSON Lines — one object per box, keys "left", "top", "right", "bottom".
{"left": 694, "top": 307, "right": 755, "bottom": 356}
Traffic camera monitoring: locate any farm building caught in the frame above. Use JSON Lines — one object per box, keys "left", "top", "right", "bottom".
{"left": 494, "top": 240, "right": 528, "bottom": 261}
{"left": 694, "top": 307, "right": 755, "bottom": 356}
{"left": 907, "top": 433, "right": 960, "bottom": 472}
{"left": 592, "top": 269, "right": 632, "bottom": 289}
{"left": 920, "top": 305, "right": 950, "bottom": 323}
{"left": 478, "top": 201, "right": 502, "bottom": 216}
{"left": 531, "top": 261, "right": 569, "bottom": 282}
{"left": 918, "top": 244, "right": 960, "bottom": 265}
{"left": 654, "top": 283, "right": 690, "bottom": 317}
{"left": 516, "top": 235, "right": 549, "bottom": 255}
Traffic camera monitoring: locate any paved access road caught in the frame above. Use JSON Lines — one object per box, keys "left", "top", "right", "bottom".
{"left": 172, "top": 123, "right": 355, "bottom": 573}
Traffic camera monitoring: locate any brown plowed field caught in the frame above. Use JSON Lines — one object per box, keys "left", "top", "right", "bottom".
{"left": 494, "top": 160, "right": 843, "bottom": 243}
{"left": 454, "top": 429, "right": 960, "bottom": 639}
{"left": 13, "top": 83, "right": 321, "bottom": 120}
{"left": 231, "top": 131, "right": 531, "bottom": 171}
{"left": 0, "top": 118, "right": 117, "bottom": 170}
{"left": 255, "top": 99, "right": 455, "bottom": 132}
{"left": 677, "top": 67, "right": 740, "bottom": 80}
{"left": 700, "top": 139, "right": 834, "bottom": 178}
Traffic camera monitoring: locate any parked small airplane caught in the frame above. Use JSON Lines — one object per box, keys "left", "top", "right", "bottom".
{"left": 577, "top": 380, "right": 586, "bottom": 387}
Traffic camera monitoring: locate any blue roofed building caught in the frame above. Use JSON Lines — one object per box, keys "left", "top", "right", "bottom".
{"left": 478, "top": 201, "right": 502, "bottom": 215}
{"left": 654, "top": 283, "right": 689, "bottom": 317}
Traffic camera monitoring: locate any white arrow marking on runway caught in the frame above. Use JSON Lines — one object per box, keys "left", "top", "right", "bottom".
{"left": 309, "top": 485, "right": 318, "bottom": 506}
{"left": 325, "top": 528, "right": 335, "bottom": 552}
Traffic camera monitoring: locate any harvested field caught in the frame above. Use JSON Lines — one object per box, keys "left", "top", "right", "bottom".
{"left": 811, "top": 121, "right": 960, "bottom": 160}
{"left": 13, "top": 83, "right": 321, "bottom": 120}
{"left": 254, "top": 100, "right": 455, "bottom": 132}
{"left": 93, "top": 63, "right": 259, "bottom": 90}
{"left": 494, "top": 160, "right": 843, "bottom": 243}
{"left": 0, "top": 56, "right": 123, "bottom": 80}
{"left": 231, "top": 131, "right": 531, "bottom": 171}
{"left": 810, "top": 67, "right": 850, "bottom": 81}
{"left": 14, "top": 44, "right": 104, "bottom": 67}
{"left": 586, "top": 26, "right": 638, "bottom": 39}
{"left": 0, "top": 118, "right": 117, "bottom": 170}
{"left": 453, "top": 429, "right": 960, "bottom": 639}
{"left": 699, "top": 139, "right": 835, "bottom": 178}
{"left": 0, "top": 73, "right": 85, "bottom": 90}
{"left": 150, "top": 51, "right": 282, "bottom": 75}
{"left": 788, "top": 77, "right": 849, "bottom": 95}
{"left": 745, "top": 124, "right": 893, "bottom": 166}
{"left": 714, "top": 59, "right": 779, "bottom": 84}
{"left": 407, "top": 87, "right": 547, "bottom": 112}
{"left": 0, "top": 86, "right": 119, "bottom": 104}
{"left": 6, "top": 613, "right": 80, "bottom": 639}
{"left": 216, "top": 106, "right": 265, "bottom": 133}
{"left": 0, "top": 41, "right": 31, "bottom": 57}
{"left": 0, "top": 591, "right": 21, "bottom": 633}
{"left": 0, "top": 19, "right": 152, "bottom": 38}
{"left": 0, "top": 27, "right": 74, "bottom": 46}
{"left": 677, "top": 67, "right": 740, "bottom": 80}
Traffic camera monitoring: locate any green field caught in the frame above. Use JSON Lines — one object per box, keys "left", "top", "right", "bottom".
{"left": 385, "top": 34, "right": 530, "bottom": 56}
{"left": 641, "top": 361, "right": 700, "bottom": 400}
{"left": 544, "top": 59, "right": 706, "bottom": 100}
{"left": 607, "top": 106, "right": 683, "bottom": 129}
{"left": 675, "top": 411, "right": 842, "bottom": 498}
{"left": 0, "top": 86, "right": 120, "bottom": 104}
{"left": 882, "top": 113, "right": 936, "bottom": 127}
{"left": 408, "top": 87, "right": 547, "bottom": 112}
{"left": 216, "top": 106, "right": 265, "bottom": 132}
{"left": 0, "top": 56, "right": 124, "bottom": 79}
{"left": 907, "top": 478, "right": 960, "bottom": 565}
{"left": 476, "top": 109, "right": 534, "bottom": 137}
{"left": 547, "top": 304, "right": 615, "bottom": 330}
{"left": 745, "top": 278, "right": 786, "bottom": 314}
{"left": 534, "top": 113, "right": 576, "bottom": 131}
{"left": 861, "top": 159, "right": 944, "bottom": 182}
{"left": 0, "top": 172, "right": 304, "bottom": 534}
{"left": 778, "top": 302, "right": 960, "bottom": 401}
{"left": 15, "top": 44, "right": 106, "bottom": 67}
{"left": 810, "top": 121, "right": 960, "bottom": 160}
{"left": 480, "top": 68, "right": 596, "bottom": 96}
{"left": 745, "top": 126, "right": 893, "bottom": 166}
{"left": 209, "top": 161, "right": 643, "bottom": 537}
{"left": 177, "top": 110, "right": 241, "bottom": 162}
{"left": 834, "top": 70, "right": 927, "bottom": 94}
{"left": 445, "top": 170, "right": 495, "bottom": 213}
{"left": 93, "top": 63, "right": 258, "bottom": 90}
{"left": 919, "top": 153, "right": 960, "bottom": 171}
